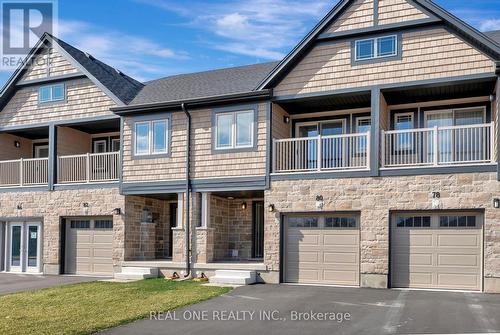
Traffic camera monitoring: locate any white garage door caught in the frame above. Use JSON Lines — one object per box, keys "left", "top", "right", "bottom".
{"left": 391, "top": 212, "right": 482, "bottom": 291}
{"left": 285, "top": 214, "right": 360, "bottom": 286}
{"left": 65, "top": 218, "right": 114, "bottom": 276}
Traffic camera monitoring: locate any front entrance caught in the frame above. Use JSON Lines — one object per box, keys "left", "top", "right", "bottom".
{"left": 252, "top": 201, "right": 264, "bottom": 259}
{"left": 3, "top": 222, "right": 42, "bottom": 273}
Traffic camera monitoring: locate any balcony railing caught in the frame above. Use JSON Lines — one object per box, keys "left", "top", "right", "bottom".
{"left": 0, "top": 158, "right": 49, "bottom": 187}
{"left": 57, "top": 152, "right": 120, "bottom": 184}
{"left": 273, "top": 132, "right": 370, "bottom": 173}
{"left": 381, "top": 123, "right": 495, "bottom": 168}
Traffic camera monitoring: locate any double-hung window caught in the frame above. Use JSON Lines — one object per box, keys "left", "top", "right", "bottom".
{"left": 134, "top": 119, "right": 169, "bottom": 156}
{"left": 39, "top": 83, "right": 65, "bottom": 103}
{"left": 215, "top": 110, "right": 254, "bottom": 150}
{"left": 355, "top": 35, "right": 397, "bottom": 61}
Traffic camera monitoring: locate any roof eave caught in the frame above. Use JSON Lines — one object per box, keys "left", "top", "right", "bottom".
{"left": 111, "top": 89, "right": 272, "bottom": 115}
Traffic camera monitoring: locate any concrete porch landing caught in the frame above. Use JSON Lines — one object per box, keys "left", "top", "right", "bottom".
{"left": 121, "top": 260, "right": 266, "bottom": 272}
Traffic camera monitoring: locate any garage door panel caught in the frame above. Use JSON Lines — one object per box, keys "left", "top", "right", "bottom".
{"left": 287, "top": 251, "right": 319, "bottom": 263}
{"left": 65, "top": 219, "right": 114, "bottom": 276}
{"left": 323, "top": 252, "right": 358, "bottom": 264}
{"left": 324, "top": 270, "right": 358, "bottom": 284}
{"left": 323, "top": 234, "right": 358, "bottom": 246}
{"left": 391, "top": 212, "right": 482, "bottom": 291}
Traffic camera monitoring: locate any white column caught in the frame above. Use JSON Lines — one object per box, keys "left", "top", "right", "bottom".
{"left": 201, "top": 193, "right": 211, "bottom": 228}
{"left": 177, "top": 193, "right": 184, "bottom": 228}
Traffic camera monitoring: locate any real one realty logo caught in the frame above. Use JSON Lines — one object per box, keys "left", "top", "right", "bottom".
{"left": 1, "top": 0, "right": 57, "bottom": 69}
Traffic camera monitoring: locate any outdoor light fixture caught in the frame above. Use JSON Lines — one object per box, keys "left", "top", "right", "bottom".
{"left": 112, "top": 208, "right": 122, "bottom": 215}
{"left": 142, "top": 208, "right": 153, "bottom": 223}
{"left": 283, "top": 116, "right": 290, "bottom": 124}
{"left": 241, "top": 202, "right": 247, "bottom": 210}
{"left": 227, "top": 196, "right": 234, "bottom": 200}
{"left": 83, "top": 203, "right": 89, "bottom": 208}
{"left": 268, "top": 204, "right": 275, "bottom": 212}
{"left": 14, "top": 140, "right": 20, "bottom": 148}
{"left": 489, "top": 94, "right": 496, "bottom": 102}
{"left": 16, "top": 204, "right": 22, "bottom": 210}
{"left": 494, "top": 198, "right": 500, "bottom": 209}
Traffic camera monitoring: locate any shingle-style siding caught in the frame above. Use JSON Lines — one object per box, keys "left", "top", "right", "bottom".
{"left": 493, "top": 82, "right": 498, "bottom": 162}
{"left": 326, "top": 0, "right": 374, "bottom": 33}
{"left": 191, "top": 103, "right": 267, "bottom": 179}
{"left": 0, "top": 78, "right": 116, "bottom": 127}
{"left": 275, "top": 28, "right": 495, "bottom": 96}
{"left": 378, "top": 0, "right": 429, "bottom": 25}
{"left": 57, "top": 127, "right": 91, "bottom": 156}
{"left": 22, "top": 47, "right": 78, "bottom": 81}
{"left": 122, "top": 112, "right": 187, "bottom": 182}
{"left": 272, "top": 103, "right": 291, "bottom": 140}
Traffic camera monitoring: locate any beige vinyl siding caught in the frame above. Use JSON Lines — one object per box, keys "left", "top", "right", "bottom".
{"left": 57, "top": 127, "right": 92, "bottom": 156}
{"left": 122, "top": 112, "right": 187, "bottom": 182}
{"left": 0, "top": 133, "right": 33, "bottom": 160}
{"left": 271, "top": 103, "right": 291, "bottom": 140}
{"left": 191, "top": 103, "right": 267, "bottom": 179}
{"left": 0, "top": 78, "right": 116, "bottom": 127}
{"left": 326, "top": 0, "right": 374, "bottom": 33}
{"left": 275, "top": 28, "right": 495, "bottom": 97}
{"left": 22, "top": 47, "right": 78, "bottom": 81}
{"left": 378, "top": 0, "right": 429, "bottom": 25}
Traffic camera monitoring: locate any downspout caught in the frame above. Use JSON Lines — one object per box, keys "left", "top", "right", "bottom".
{"left": 181, "top": 103, "right": 191, "bottom": 277}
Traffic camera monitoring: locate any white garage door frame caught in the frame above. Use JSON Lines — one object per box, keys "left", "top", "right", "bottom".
{"left": 282, "top": 212, "right": 361, "bottom": 287}
{"left": 389, "top": 211, "right": 484, "bottom": 292}
{"left": 64, "top": 217, "right": 114, "bottom": 276}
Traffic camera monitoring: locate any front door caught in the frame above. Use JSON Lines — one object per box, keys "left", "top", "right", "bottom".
{"left": 5, "top": 222, "right": 42, "bottom": 273}
{"left": 34, "top": 144, "right": 49, "bottom": 158}
{"left": 252, "top": 201, "right": 264, "bottom": 259}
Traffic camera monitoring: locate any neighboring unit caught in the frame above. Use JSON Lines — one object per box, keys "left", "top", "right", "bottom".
{"left": 0, "top": 0, "right": 499, "bottom": 293}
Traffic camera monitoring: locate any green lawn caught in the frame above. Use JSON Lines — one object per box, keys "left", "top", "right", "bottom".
{"left": 0, "top": 279, "right": 231, "bottom": 335}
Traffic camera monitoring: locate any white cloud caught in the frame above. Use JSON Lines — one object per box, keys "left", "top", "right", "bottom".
{"left": 479, "top": 19, "right": 500, "bottom": 32}
{"left": 138, "top": 0, "right": 332, "bottom": 60}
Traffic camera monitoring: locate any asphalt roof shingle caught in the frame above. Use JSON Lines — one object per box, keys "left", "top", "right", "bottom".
{"left": 51, "top": 35, "right": 144, "bottom": 105}
{"left": 485, "top": 30, "right": 500, "bottom": 45}
{"left": 129, "top": 62, "right": 279, "bottom": 106}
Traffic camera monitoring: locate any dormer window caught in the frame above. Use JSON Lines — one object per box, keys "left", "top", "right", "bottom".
{"left": 354, "top": 35, "right": 399, "bottom": 63}
{"left": 39, "top": 83, "right": 65, "bottom": 103}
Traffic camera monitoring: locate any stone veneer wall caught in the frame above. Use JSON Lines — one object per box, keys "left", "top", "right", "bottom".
{"left": 227, "top": 199, "right": 254, "bottom": 260}
{"left": 265, "top": 173, "right": 500, "bottom": 291}
{"left": 0, "top": 187, "right": 125, "bottom": 274}
{"left": 124, "top": 196, "right": 172, "bottom": 261}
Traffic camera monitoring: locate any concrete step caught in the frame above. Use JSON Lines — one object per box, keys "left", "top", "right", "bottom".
{"left": 210, "top": 270, "right": 257, "bottom": 285}
{"left": 114, "top": 267, "right": 158, "bottom": 281}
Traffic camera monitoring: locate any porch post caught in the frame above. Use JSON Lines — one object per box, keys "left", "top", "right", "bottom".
{"left": 370, "top": 87, "right": 381, "bottom": 176}
{"left": 195, "top": 192, "right": 214, "bottom": 264}
{"left": 48, "top": 124, "right": 57, "bottom": 190}
{"left": 172, "top": 192, "right": 185, "bottom": 263}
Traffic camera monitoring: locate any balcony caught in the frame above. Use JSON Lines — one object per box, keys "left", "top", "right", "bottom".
{"left": 57, "top": 152, "right": 120, "bottom": 184}
{"left": 381, "top": 123, "right": 495, "bottom": 168}
{"left": 273, "top": 132, "right": 370, "bottom": 173}
{"left": 0, "top": 158, "right": 49, "bottom": 187}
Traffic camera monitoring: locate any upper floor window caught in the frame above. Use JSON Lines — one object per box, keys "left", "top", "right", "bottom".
{"left": 215, "top": 110, "right": 255, "bottom": 150}
{"left": 134, "top": 119, "right": 169, "bottom": 156}
{"left": 355, "top": 35, "right": 397, "bottom": 61}
{"left": 39, "top": 83, "right": 65, "bottom": 103}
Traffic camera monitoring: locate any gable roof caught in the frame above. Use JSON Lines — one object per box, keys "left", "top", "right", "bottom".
{"left": 130, "top": 62, "right": 278, "bottom": 106}
{"left": 0, "top": 33, "right": 144, "bottom": 109}
{"left": 485, "top": 30, "right": 500, "bottom": 45}
{"left": 257, "top": 0, "right": 500, "bottom": 90}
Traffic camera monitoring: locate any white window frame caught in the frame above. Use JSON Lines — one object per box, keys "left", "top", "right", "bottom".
{"left": 355, "top": 35, "right": 397, "bottom": 61}
{"left": 93, "top": 139, "right": 107, "bottom": 153}
{"left": 424, "top": 107, "right": 486, "bottom": 128}
{"left": 39, "top": 83, "right": 65, "bottom": 103}
{"left": 134, "top": 119, "right": 169, "bottom": 156}
{"left": 394, "top": 112, "right": 414, "bottom": 130}
{"left": 111, "top": 138, "right": 120, "bottom": 152}
{"left": 214, "top": 110, "right": 255, "bottom": 150}
{"left": 295, "top": 119, "right": 347, "bottom": 137}
{"left": 356, "top": 116, "right": 372, "bottom": 133}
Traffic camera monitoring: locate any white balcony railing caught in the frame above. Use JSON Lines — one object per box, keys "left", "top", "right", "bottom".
{"left": 381, "top": 123, "right": 495, "bottom": 168}
{"left": 57, "top": 152, "right": 120, "bottom": 184}
{"left": 273, "top": 132, "right": 370, "bottom": 173}
{"left": 0, "top": 158, "right": 49, "bottom": 187}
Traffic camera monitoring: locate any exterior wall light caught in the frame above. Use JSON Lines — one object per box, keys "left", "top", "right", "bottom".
{"left": 283, "top": 116, "right": 290, "bottom": 124}
{"left": 268, "top": 204, "right": 275, "bottom": 212}
{"left": 241, "top": 202, "right": 247, "bottom": 210}
{"left": 14, "top": 140, "right": 20, "bottom": 148}
{"left": 83, "top": 203, "right": 89, "bottom": 208}
{"left": 16, "top": 204, "right": 22, "bottom": 210}
{"left": 494, "top": 198, "right": 500, "bottom": 209}
{"left": 112, "top": 208, "right": 121, "bottom": 215}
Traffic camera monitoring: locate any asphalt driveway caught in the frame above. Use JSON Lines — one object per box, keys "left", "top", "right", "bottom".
{"left": 0, "top": 273, "right": 101, "bottom": 295}
{"left": 104, "top": 284, "right": 500, "bottom": 335}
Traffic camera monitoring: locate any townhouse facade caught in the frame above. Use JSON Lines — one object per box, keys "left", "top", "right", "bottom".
{"left": 1, "top": 0, "right": 500, "bottom": 292}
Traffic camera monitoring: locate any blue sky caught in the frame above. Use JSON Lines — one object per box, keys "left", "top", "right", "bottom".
{"left": 0, "top": 0, "right": 499, "bottom": 86}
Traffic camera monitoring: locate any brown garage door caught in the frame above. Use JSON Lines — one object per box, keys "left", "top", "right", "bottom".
{"left": 65, "top": 218, "right": 114, "bottom": 276}
{"left": 391, "top": 212, "right": 482, "bottom": 291}
{"left": 285, "top": 214, "right": 360, "bottom": 286}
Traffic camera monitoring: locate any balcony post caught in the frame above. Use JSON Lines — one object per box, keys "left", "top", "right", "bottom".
{"left": 317, "top": 135, "right": 322, "bottom": 171}
{"left": 491, "top": 122, "right": 495, "bottom": 164}
{"left": 433, "top": 126, "right": 439, "bottom": 166}
{"left": 272, "top": 138, "right": 277, "bottom": 173}
{"left": 366, "top": 131, "right": 372, "bottom": 170}
{"left": 370, "top": 87, "right": 381, "bottom": 176}
{"left": 48, "top": 124, "right": 56, "bottom": 190}
{"left": 380, "top": 130, "right": 384, "bottom": 169}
